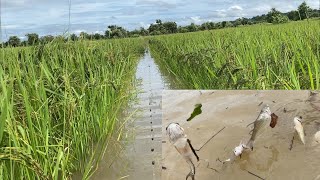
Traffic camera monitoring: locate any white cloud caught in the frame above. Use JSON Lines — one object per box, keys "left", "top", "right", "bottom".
{"left": 136, "top": 0, "right": 177, "bottom": 8}
{"left": 2, "top": 0, "right": 320, "bottom": 40}
{"left": 190, "top": 16, "right": 202, "bottom": 23}
{"left": 229, "top": 5, "right": 243, "bottom": 11}
{"left": 94, "top": 30, "right": 104, "bottom": 34}
{"left": 73, "top": 29, "right": 86, "bottom": 34}
{"left": 3, "top": 0, "right": 26, "bottom": 7}
{"left": 3, "top": 24, "right": 21, "bottom": 29}
{"left": 210, "top": 10, "right": 227, "bottom": 18}
{"left": 139, "top": 22, "right": 150, "bottom": 29}
{"left": 19, "top": 36, "right": 27, "bottom": 40}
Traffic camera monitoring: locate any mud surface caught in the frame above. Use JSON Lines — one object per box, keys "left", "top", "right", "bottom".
{"left": 162, "top": 90, "right": 320, "bottom": 180}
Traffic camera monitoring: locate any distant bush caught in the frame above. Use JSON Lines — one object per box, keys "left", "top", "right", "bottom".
{"left": 272, "top": 14, "right": 289, "bottom": 24}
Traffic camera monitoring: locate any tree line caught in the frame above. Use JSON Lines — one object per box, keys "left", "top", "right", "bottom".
{"left": 2, "top": 1, "right": 319, "bottom": 48}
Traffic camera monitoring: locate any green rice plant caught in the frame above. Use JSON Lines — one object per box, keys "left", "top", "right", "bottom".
{"left": 149, "top": 20, "right": 320, "bottom": 89}
{"left": 0, "top": 38, "right": 145, "bottom": 179}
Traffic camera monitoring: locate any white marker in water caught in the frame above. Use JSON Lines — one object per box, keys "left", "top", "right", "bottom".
{"left": 293, "top": 116, "right": 305, "bottom": 145}
{"left": 166, "top": 123, "right": 199, "bottom": 180}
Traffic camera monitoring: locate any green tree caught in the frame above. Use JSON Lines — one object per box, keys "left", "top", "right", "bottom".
{"left": 148, "top": 20, "right": 162, "bottom": 34}
{"left": 150, "top": 30, "right": 162, "bottom": 36}
{"left": 298, "top": 1, "right": 311, "bottom": 20}
{"left": 104, "top": 30, "right": 111, "bottom": 39}
{"left": 241, "top": 18, "right": 249, "bottom": 25}
{"left": 139, "top": 27, "right": 149, "bottom": 36}
{"left": 107, "top": 25, "right": 128, "bottom": 38}
{"left": 266, "top": 8, "right": 289, "bottom": 24}
{"left": 80, "top": 32, "right": 90, "bottom": 39}
{"left": 128, "top": 29, "right": 141, "bottom": 37}
{"left": 221, "top": 21, "right": 227, "bottom": 28}
{"left": 287, "top": 10, "right": 299, "bottom": 21}
{"left": 234, "top": 18, "right": 243, "bottom": 26}
{"left": 93, "top": 33, "right": 103, "bottom": 40}
{"left": 55, "top": 35, "right": 66, "bottom": 42}
{"left": 200, "top": 22, "right": 215, "bottom": 30}
{"left": 162, "top": 22, "right": 177, "bottom": 33}
{"left": 272, "top": 14, "right": 289, "bottom": 24}
{"left": 251, "top": 14, "right": 268, "bottom": 23}
{"left": 21, "top": 41, "right": 27, "bottom": 46}
{"left": 186, "top": 23, "right": 198, "bottom": 32}
{"left": 25, "top": 33, "right": 39, "bottom": 45}
{"left": 215, "top": 22, "right": 222, "bottom": 29}
{"left": 40, "top": 35, "right": 54, "bottom": 44}
{"left": 8, "top": 36, "right": 21, "bottom": 47}
{"left": 309, "top": 9, "right": 320, "bottom": 18}
{"left": 70, "top": 34, "right": 78, "bottom": 41}
{"left": 267, "top": 8, "right": 281, "bottom": 23}
{"left": 155, "top": 19, "right": 162, "bottom": 25}
{"left": 177, "top": 26, "right": 188, "bottom": 33}
{"left": 225, "top": 21, "right": 233, "bottom": 27}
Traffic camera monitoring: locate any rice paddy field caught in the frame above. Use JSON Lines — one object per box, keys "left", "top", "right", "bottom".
{"left": 1, "top": 19, "right": 319, "bottom": 180}
{"left": 149, "top": 20, "right": 320, "bottom": 90}
{"left": 0, "top": 38, "right": 145, "bottom": 179}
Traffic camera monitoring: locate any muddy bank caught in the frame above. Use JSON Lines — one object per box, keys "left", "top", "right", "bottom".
{"left": 162, "top": 90, "right": 320, "bottom": 180}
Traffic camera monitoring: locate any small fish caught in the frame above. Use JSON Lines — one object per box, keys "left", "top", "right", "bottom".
{"left": 233, "top": 141, "right": 246, "bottom": 158}
{"left": 187, "top": 104, "right": 202, "bottom": 121}
{"left": 293, "top": 116, "right": 305, "bottom": 145}
{"left": 166, "top": 123, "right": 185, "bottom": 143}
{"left": 246, "top": 105, "right": 272, "bottom": 150}
{"left": 166, "top": 123, "right": 199, "bottom": 180}
{"left": 223, "top": 141, "right": 246, "bottom": 163}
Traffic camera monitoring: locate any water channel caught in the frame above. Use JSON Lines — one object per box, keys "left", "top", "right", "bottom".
{"left": 90, "top": 49, "right": 172, "bottom": 180}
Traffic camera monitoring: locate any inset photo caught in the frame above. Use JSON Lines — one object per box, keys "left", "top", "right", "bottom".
{"left": 162, "top": 90, "right": 320, "bottom": 180}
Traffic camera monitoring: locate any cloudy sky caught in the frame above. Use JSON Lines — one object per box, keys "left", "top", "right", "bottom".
{"left": 1, "top": 0, "right": 319, "bottom": 40}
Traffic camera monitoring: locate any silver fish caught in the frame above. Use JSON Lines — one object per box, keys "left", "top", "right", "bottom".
{"left": 315, "top": 131, "right": 320, "bottom": 143}
{"left": 166, "top": 123, "right": 199, "bottom": 180}
{"left": 246, "top": 105, "right": 272, "bottom": 150}
{"left": 293, "top": 116, "right": 305, "bottom": 145}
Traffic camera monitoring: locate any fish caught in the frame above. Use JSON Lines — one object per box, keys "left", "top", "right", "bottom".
{"left": 187, "top": 104, "right": 202, "bottom": 121}
{"left": 314, "top": 131, "right": 320, "bottom": 144}
{"left": 293, "top": 116, "right": 305, "bottom": 144}
{"left": 224, "top": 141, "right": 246, "bottom": 163}
{"left": 166, "top": 123, "right": 199, "bottom": 180}
{"left": 224, "top": 141, "right": 247, "bottom": 163}
{"left": 233, "top": 141, "right": 246, "bottom": 158}
{"left": 246, "top": 105, "right": 272, "bottom": 150}
{"left": 166, "top": 122, "right": 185, "bottom": 143}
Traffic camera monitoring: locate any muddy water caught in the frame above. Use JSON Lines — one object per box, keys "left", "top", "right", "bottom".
{"left": 162, "top": 90, "right": 320, "bottom": 180}
{"left": 90, "top": 50, "right": 171, "bottom": 179}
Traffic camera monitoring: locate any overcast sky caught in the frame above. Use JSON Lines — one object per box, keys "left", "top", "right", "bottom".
{"left": 1, "top": 0, "right": 319, "bottom": 40}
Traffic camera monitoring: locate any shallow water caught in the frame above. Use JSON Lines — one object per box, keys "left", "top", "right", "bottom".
{"left": 162, "top": 90, "right": 320, "bottom": 180}
{"left": 90, "top": 50, "right": 171, "bottom": 179}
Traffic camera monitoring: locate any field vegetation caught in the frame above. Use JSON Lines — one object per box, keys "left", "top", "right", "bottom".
{"left": 149, "top": 20, "right": 320, "bottom": 89}
{"left": 0, "top": 1, "right": 319, "bottom": 179}
{"left": 0, "top": 38, "right": 145, "bottom": 179}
